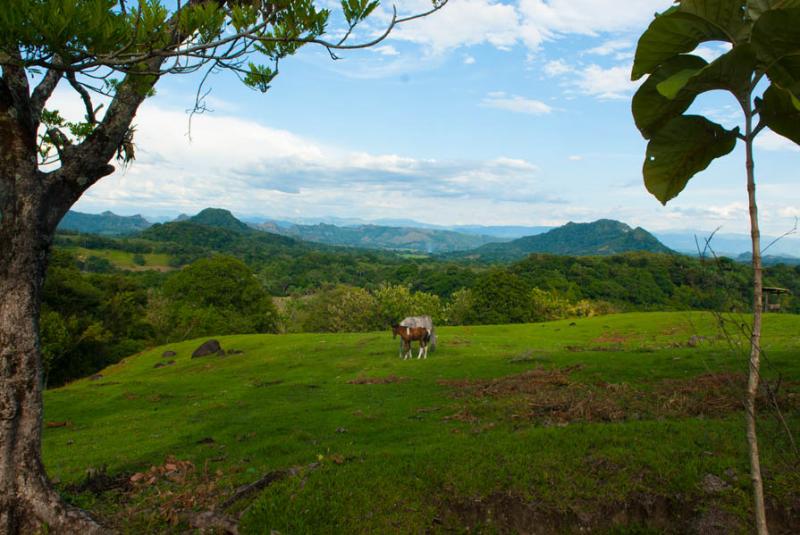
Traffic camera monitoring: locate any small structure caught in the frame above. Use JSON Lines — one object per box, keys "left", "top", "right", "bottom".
{"left": 763, "top": 287, "right": 791, "bottom": 312}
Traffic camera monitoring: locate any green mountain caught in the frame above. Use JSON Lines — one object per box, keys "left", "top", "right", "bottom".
{"left": 261, "top": 222, "right": 505, "bottom": 253}
{"left": 59, "top": 210, "right": 151, "bottom": 235}
{"left": 447, "top": 219, "right": 673, "bottom": 262}
{"left": 187, "top": 208, "right": 253, "bottom": 233}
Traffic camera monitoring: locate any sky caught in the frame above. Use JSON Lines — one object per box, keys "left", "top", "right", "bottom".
{"left": 61, "top": 0, "right": 799, "bottom": 237}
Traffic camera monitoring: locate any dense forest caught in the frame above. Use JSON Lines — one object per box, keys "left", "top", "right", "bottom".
{"left": 43, "top": 217, "right": 800, "bottom": 387}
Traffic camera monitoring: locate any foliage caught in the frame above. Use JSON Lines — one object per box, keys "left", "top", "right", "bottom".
{"left": 162, "top": 255, "right": 279, "bottom": 337}
{"left": 301, "top": 285, "right": 380, "bottom": 333}
{"left": 631, "top": 0, "right": 800, "bottom": 203}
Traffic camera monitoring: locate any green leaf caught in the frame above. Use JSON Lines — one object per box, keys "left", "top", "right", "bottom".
{"left": 751, "top": 7, "right": 800, "bottom": 93}
{"left": 656, "top": 43, "right": 757, "bottom": 101}
{"left": 757, "top": 84, "right": 800, "bottom": 144}
{"left": 632, "top": 55, "right": 708, "bottom": 139}
{"left": 747, "top": 0, "right": 800, "bottom": 21}
{"left": 643, "top": 115, "right": 739, "bottom": 204}
{"left": 680, "top": 0, "right": 752, "bottom": 41}
{"left": 632, "top": 9, "right": 730, "bottom": 80}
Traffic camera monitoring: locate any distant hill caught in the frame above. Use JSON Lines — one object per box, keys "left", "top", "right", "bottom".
{"left": 59, "top": 211, "right": 151, "bottom": 235}
{"left": 446, "top": 219, "right": 673, "bottom": 262}
{"left": 737, "top": 253, "right": 800, "bottom": 266}
{"left": 258, "top": 222, "right": 506, "bottom": 253}
{"left": 187, "top": 208, "right": 253, "bottom": 233}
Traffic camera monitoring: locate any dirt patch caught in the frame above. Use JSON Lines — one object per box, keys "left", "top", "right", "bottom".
{"left": 437, "top": 368, "right": 797, "bottom": 426}
{"left": 66, "top": 466, "right": 132, "bottom": 496}
{"left": 592, "top": 332, "right": 631, "bottom": 344}
{"left": 348, "top": 375, "right": 409, "bottom": 385}
{"left": 434, "top": 490, "right": 793, "bottom": 534}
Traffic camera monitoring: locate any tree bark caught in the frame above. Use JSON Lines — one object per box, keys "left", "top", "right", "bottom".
{"left": 743, "top": 99, "right": 768, "bottom": 535}
{"left": 1, "top": 76, "right": 105, "bottom": 534}
{"left": 0, "top": 194, "right": 107, "bottom": 534}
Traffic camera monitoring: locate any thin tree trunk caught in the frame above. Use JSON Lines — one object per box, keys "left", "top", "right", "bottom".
{"left": 743, "top": 100, "right": 768, "bottom": 535}
{"left": 0, "top": 194, "right": 106, "bottom": 534}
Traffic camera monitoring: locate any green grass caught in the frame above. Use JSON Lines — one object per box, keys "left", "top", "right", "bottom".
{"left": 43, "top": 312, "right": 800, "bottom": 533}
{"left": 71, "top": 247, "right": 173, "bottom": 270}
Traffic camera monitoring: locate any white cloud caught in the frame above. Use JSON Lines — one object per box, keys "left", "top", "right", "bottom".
{"left": 574, "top": 63, "right": 638, "bottom": 99}
{"left": 463, "top": 54, "right": 476, "bottom": 65}
{"left": 75, "top": 102, "right": 559, "bottom": 220}
{"left": 585, "top": 38, "right": 632, "bottom": 56}
{"left": 379, "top": 0, "right": 672, "bottom": 54}
{"left": 755, "top": 130, "right": 800, "bottom": 152}
{"left": 543, "top": 59, "right": 573, "bottom": 77}
{"left": 388, "top": 0, "right": 521, "bottom": 54}
{"left": 568, "top": 155, "right": 583, "bottom": 161}
{"left": 373, "top": 45, "right": 400, "bottom": 56}
{"left": 516, "top": 0, "right": 671, "bottom": 49}
{"left": 481, "top": 91, "right": 553, "bottom": 114}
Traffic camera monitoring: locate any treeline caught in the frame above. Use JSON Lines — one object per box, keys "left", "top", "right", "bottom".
{"left": 41, "top": 253, "right": 278, "bottom": 387}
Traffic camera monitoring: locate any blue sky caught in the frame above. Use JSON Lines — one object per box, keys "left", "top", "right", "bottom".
{"left": 63, "top": 0, "right": 799, "bottom": 237}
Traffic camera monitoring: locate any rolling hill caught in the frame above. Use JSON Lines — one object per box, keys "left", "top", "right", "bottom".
{"left": 447, "top": 219, "right": 674, "bottom": 262}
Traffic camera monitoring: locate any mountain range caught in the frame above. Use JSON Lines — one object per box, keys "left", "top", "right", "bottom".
{"left": 58, "top": 208, "right": 800, "bottom": 261}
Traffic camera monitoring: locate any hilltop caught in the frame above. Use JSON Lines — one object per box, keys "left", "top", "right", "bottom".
{"left": 447, "top": 219, "right": 673, "bottom": 262}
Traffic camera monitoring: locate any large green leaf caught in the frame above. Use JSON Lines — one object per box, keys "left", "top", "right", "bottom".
{"left": 632, "top": 9, "right": 730, "bottom": 79}
{"left": 747, "top": 0, "right": 800, "bottom": 21}
{"left": 632, "top": 55, "right": 708, "bottom": 139}
{"left": 752, "top": 8, "right": 800, "bottom": 102}
{"left": 757, "top": 84, "right": 800, "bottom": 144}
{"left": 680, "top": 0, "right": 751, "bottom": 41}
{"left": 657, "top": 43, "right": 757, "bottom": 101}
{"left": 643, "top": 115, "right": 739, "bottom": 204}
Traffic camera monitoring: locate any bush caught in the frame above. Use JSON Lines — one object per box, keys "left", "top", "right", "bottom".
{"left": 302, "top": 285, "right": 380, "bottom": 333}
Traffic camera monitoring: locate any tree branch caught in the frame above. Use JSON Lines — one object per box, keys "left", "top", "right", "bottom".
{"left": 30, "top": 67, "right": 62, "bottom": 119}
{"left": 65, "top": 72, "right": 98, "bottom": 124}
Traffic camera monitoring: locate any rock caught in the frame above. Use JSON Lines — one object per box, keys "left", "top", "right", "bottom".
{"left": 701, "top": 473, "right": 729, "bottom": 494}
{"left": 90, "top": 374, "right": 103, "bottom": 381}
{"left": 162, "top": 350, "right": 177, "bottom": 358}
{"left": 192, "top": 339, "right": 223, "bottom": 358}
{"left": 227, "top": 349, "right": 244, "bottom": 355}
{"left": 153, "top": 360, "right": 175, "bottom": 369}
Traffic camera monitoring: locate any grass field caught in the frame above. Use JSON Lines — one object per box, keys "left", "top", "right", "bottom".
{"left": 43, "top": 312, "right": 800, "bottom": 533}
{"left": 70, "top": 247, "right": 173, "bottom": 271}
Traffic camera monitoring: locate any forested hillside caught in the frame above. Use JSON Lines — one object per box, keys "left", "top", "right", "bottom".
{"left": 448, "top": 219, "right": 673, "bottom": 261}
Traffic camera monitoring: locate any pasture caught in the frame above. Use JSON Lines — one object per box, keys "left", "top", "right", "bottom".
{"left": 43, "top": 312, "right": 800, "bottom": 533}
{"left": 70, "top": 247, "right": 174, "bottom": 271}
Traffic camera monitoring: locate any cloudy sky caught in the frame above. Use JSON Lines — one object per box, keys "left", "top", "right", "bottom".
{"left": 65, "top": 0, "right": 799, "bottom": 236}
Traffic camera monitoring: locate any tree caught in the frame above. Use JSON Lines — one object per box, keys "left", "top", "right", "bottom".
{"left": 0, "top": 0, "right": 445, "bottom": 531}
{"left": 163, "top": 255, "right": 280, "bottom": 336}
{"left": 630, "top": 2, "right": 800, "bottom": 533}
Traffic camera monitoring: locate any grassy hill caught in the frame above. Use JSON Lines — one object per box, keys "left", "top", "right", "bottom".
{"left": 43, "top": 312, "right": 800, "bottom": 533}
{"left": 448, "top": 220, "right": 673, "bottom": 262}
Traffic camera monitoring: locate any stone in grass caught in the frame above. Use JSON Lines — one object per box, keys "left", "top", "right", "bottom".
{"left": 162, "top": 350, "right": 177, "bottom": 358}
{"left": 192, "top": 339, "right": 223, "bottom": 358}
{"left": 153, "top": 360, "right": 176, "bottom": 369}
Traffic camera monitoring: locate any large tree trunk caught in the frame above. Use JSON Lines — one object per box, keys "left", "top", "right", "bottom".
{"left": 0, "top": 190, "right": 105, "bottom": 534}
{"left": 0, "top": 80, "right": 104, "bottom": 533}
